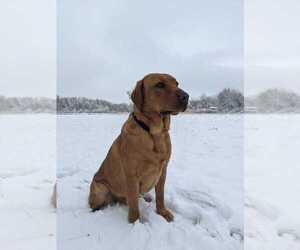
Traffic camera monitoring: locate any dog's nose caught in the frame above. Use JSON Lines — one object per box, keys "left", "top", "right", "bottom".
{"left": 178, "top": 91, "right": 189, "bottom": 103}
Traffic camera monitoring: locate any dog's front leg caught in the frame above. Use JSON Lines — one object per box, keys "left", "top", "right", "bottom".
{"left": 125, "top": 175, "right": 140, "bottom": 223}
{"left": 155, "top": 166, "right": 174, "bottom": 222}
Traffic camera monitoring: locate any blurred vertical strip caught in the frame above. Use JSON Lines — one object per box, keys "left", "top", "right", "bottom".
{"left": 0, "top": 0, "right": 56, "bottom": 249}
{"left": 245, "top": 1, "right": 300, "bottom": 249}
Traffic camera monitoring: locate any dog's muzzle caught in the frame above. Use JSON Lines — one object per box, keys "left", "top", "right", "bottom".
{"left": 177, "top": 89, "right": 189, "bottom": 110}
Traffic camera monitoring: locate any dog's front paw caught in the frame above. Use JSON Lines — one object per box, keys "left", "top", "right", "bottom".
{"left": 157, "top": 208, "right": 174, "bottom": 222}
{"left": 128, "top": 209, "right": 140, "bottom": 223}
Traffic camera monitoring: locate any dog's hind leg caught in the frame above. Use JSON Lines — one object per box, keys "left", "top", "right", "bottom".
{"left": 89, "top": 180, "right": 113, "bottom": 212}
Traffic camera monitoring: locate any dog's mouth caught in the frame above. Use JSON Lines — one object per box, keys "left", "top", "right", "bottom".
{"left": 177, "top": 101, "right": 188, "bottom": 113}
{"left": 161, "top": 99, "right": 189, "bottom": 115}
{"left": 160, "top": 111, "right": 174, "bottom": 115}
{"left": 161, "top": 105, "right": 188, "bottom": 116}
{"left": 181, "top": 102, "right": 188, "bottom": 112}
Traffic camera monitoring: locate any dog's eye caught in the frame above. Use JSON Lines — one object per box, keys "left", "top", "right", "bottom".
{"left": 155, "top": 82, "right": 165, "bottom": 89}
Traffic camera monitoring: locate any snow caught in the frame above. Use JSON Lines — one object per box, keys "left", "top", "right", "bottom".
{"left": 1, "top": 114, "right": 299, "bottom": 250}
{"left": 0, "top": 114, "right": 56, "bottom": 250}
{"left": 57, "top": 114, "right": 243, "bottom": 250}
{"left": 245, "top": 114, "right": 300, "bottom": 250}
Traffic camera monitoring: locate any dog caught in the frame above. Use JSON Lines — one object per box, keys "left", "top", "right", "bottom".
{"left": 88, "top": 73, "right": 189, "bottom": 223}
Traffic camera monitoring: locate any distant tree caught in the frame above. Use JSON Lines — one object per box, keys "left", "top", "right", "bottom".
{"left": 0, "top": 96, "right": 55, "bottom": 113}
{"left": 0, "top": 95, "right": 7, "bottom": 111}
{"left": 56, "top": 96, "right": 131, "bottom": 113}
{"left": 2, "top": 88, "right": 299, "bottom": 114}
{"left": 188, "top": 94, "right": 218, "bottom": 112}
{"left": 256, "top": 89, "right": 300, "bottom": 113}
{"left": 217, "top": 88, "right": 244, "bottom": 113}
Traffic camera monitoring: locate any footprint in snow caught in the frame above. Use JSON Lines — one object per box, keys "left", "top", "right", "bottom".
{"left": 165, "top": 188, "right": 238, "bottom": 241}
{"left": 174, "top": 188, "right": 233, "bottom": 220}
{"left": 27, "top": 185, "right": 42, "bottom": 190}
{"left": 230, "top": 228, "right": 244, "bottom": 241}
{"left": 278, "top": 229, "right": 300, "bottom": 241}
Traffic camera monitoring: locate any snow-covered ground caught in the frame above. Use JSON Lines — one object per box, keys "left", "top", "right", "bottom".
{"left": 1, "top": 114, "right": 299, "bottom": 250}
{"left": 56, "top": 114, "right": 244, "bottom": 250}
{"left": 245, "top": 114, "right": 300, "bottom": 250}
{"left": 0, "top": 114, "right": 56, "bottom": 250}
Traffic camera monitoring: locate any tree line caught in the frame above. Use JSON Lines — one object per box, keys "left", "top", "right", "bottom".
{"left": 1, "top": 88, "right": 300, "bottom": 114}
{"left": 0, "top": 96, "right": 56, "bottom": 113}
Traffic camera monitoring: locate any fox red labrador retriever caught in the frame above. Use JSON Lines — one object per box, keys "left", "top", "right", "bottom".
{"left": 89, "top": 73, "right": 189, "bottom": 223}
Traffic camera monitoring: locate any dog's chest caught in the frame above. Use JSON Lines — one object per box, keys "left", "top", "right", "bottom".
{"left": 138, "top": 133, "right": 171, "bottom": 193}
{"left": 148, "top": 131, "right": 171, "bottom": 156}
{"left": 140, "top": 165, "right": 163, "bottom": 193}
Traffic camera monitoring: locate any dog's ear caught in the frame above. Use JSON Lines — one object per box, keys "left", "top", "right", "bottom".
{"left": 131, "top": 80, "right": 144, "bottom": 112}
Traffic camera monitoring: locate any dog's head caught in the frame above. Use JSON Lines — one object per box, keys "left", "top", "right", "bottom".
{"left": 131, "top": 73, "right": 189, "bottom": 114}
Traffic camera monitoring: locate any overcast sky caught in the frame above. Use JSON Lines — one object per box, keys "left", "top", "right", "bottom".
{"left": 245, "top": 0, "right": 300, "bottom": 96}
{"left": 0, "top": 0, "right": 56, "bottom": 98}
{"left": 0, "top": 1, "right": 299, "bottom": 101}
{"left": 58, "top": 0, "right": 243, "bottom": 102}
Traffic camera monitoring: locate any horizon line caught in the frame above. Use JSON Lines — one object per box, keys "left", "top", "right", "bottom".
{"left": 2, "top": 87, "right": 300, "bottom": 103}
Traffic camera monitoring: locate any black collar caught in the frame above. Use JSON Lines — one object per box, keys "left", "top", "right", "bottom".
{"left": 132, "top": 113, "right": 150, "bottom": 133}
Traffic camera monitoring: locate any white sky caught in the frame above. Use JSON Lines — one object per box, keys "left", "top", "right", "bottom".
{"left": 245, "top": 0, "right": 300, "bottom": 95}
{"left": 57, "top": 0, "right": 243, "bottom": 102}
{"left": 0, "top": 0, "right": 56, "bottom": 98}
{"left": 0, "top": 1, "right": 299, "bottom": 101}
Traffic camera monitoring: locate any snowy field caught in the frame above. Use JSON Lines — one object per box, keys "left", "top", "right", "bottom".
{"left": 0, "top": 114, "right": 56, "bottom": 250}
{"left": 1, "top": 114, "right": 299, "bottom": 250}
{"left": 57, "top": 114, "right": 244, "bottom": 250}
{"left": 245, "top": 114, "right": 300, "bottom": 250}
